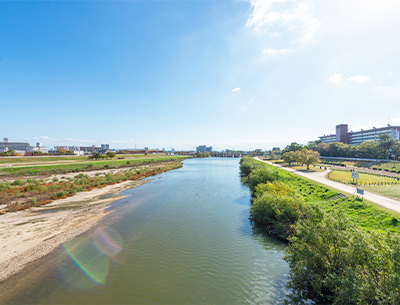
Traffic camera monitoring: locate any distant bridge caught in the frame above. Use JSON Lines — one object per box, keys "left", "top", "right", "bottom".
{"left": 210, "top": 153, "right": 243, "bottom": 158}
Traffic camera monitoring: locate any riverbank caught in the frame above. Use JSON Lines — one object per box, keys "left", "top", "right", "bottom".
{"left": 0, "top": 160, "right": 184, "bottom": 283}
{"left": 241, "top": 156, "right": 400, "bottom": 303}
{"left": 0, "top": 179, "right": 148, "bottom": 283}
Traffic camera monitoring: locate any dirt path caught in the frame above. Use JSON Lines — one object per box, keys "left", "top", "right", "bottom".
{"left": 257, "top": 158, "right": 400, "bottom": 214}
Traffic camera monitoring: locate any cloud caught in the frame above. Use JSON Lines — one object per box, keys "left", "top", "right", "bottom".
{"left": 246, "top": 0, "right": 321, "bottom": 43}
{"left": 345, "top": 75, "right": 370, "bottom": 82}
{"left": 328, "top": 73, "right": 370, "bottom": 84}
{"left": 262, "top": 48, "right": 290, "bottom": 56}
{"left": 390, "top": 73, "right": 394, "bottom": 76}
{"left": 39, "top": 136, "right": 50, "bottom": 139}
{"left": 328, "top": 72, "right": 343, "bottom": 84}
{"left": 232, "top": 87, "right": 241, "bottom": 92}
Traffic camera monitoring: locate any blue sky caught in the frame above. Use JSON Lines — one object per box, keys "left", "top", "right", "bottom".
{"left": 1, "top": 0, "right": 400, "bottom": 151}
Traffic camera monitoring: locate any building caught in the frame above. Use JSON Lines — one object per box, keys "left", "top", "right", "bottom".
{"left": 101, "top": 144, "right": 110, "bottom": 150}
{"left": 0, "top": 138, "right": 31, "bottom": 153}
{"left": 26, "top": 142, "right": 48, "bottom": 154}
{"left": 196, "top": 145, "right": 212, "bottom": 152}
{"left": 319, "top": 124, "right": 400, "bottom": 145}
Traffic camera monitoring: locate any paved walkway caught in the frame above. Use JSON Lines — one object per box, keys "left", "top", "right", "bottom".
{"left": 256, "top": 158, "right": 400, "bottom": 214}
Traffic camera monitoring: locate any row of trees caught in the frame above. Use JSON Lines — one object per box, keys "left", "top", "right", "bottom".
{"left": 276, "top": 133, "right": 400, "bottom": 160}
{"left": 282, "top": 149, "right": 320, "bottom": 169}
{"left": 310, "top": 134, "right": 400, "bottom": 159}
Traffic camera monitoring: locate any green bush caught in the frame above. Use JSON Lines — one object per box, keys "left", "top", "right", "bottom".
{"left": 24, "top": 184, "right": 36, "bottom": 192}
{"left": 56, "top": 190, "right": 66, "bottom": 198}
{"left": 12, "top": 179, "right": 26, "bottom": 186}
{"left": 0, "top": 182, "right": 12, "bottom": 191}
{"left": 248, "top": 167, "right": 277, "bottom": 195}
{"left": 285, "top": 210, "right": 400, "bottom": 305}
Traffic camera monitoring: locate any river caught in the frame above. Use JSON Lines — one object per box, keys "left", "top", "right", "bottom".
{"left": 2, "top": 158, "right": 289, "bottom": 304}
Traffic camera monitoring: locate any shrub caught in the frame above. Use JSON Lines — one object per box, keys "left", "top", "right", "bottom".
{"left": 104, "top": 164, "right": 110, "bottom": 169}
{"left": 12, "top": 179, "right": 26, "bottom": 186}
{"left": 248, "top": 167, "right": 277, "bottom": 195}
{"left": 24, "top": 184, "right": 36, "bottom": 192}
{"left": 0, "top": 182, "right": 12, "bottom": 191}
{"left": 56, "top": 191, "right": 66, "bottom": 198}
{"left": 126, "top": 161, "right": 131, "bottom": 165}
{"left": 53, "top": 177, "right": 59, "bottom": 182}
{"left": 285, "top": 210, "right": 400, "bottom": 305}
{"left": 251, "top": 181, "right": 306, "bottom": 240}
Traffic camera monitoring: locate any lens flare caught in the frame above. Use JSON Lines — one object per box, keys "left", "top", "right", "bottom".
{"left": 92, "top": 226, "right": 123, "bottom": 258}
{"left": 58, "top": 237, "right": 110, "bottom": 289}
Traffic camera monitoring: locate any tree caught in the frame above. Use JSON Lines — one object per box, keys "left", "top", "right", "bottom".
{"left": 357, "top": 141, "right": 380, "bottom": 159}
{"left": 93, "top": 152, "right": 104, "bottom": 160}
{"left": 57, "top": 148, "right": 67, "bottom": 155}
{"left": 378, "top": 133, "right": 396, "bottom": 159}
{"left": 282, "top": 151, "right": 298, "bottom": 166}
{"left": 298, "top": 149, "right": 320, "bottom": 170}
{"left": 282, "top": 142, "right": 303, "bottom": 154}
{"left": 315, "top": 142, "right": 329, "bottom": 156}
{"left": 106, "top": 151, "right": 116, "bottom": 159}
{"left": 66, "top": 150, "right": 74, "bottom": 155}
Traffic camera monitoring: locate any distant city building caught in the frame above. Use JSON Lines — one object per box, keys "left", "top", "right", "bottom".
{"left": 319, "top": 124, "right": 400, "bottom": 145}
{"left": 101, "top": 144, "right": 110, "bottom": 150}
{"left": 27, "top": 142, "right": 48, "bottom": 154}
{"left": 0, "top": 137, "right": 31, "bottom": 153}
{"left": 196, "top": 145, "right": 212, "bottom": 152}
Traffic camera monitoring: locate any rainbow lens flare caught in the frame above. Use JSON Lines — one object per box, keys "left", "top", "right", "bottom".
{"left": 92, "top": 227, "right": 123, "bottom": 258}
{"left": 58, "top": 237, "right": 110, "bottom": 289}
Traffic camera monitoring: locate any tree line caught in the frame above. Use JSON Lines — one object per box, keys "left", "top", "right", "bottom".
{"left": 272, "top": 133, "right": 400, "bottom": 160}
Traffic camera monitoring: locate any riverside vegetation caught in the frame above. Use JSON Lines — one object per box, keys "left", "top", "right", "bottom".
{"left": 0, "top": 160, "right": 183, "bottom": 214}
{"left": 240, "top": 156, "right": 400, "bottom": 304}
{"left": 0, "top": 156, "right": 185, "bottom": 178}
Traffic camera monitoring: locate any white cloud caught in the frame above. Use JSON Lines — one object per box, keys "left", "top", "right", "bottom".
{"left": 232, "top": 87, "right": 241, "bottom": 92}
{"left": 345, "top": 75, "right": 370, "bottom": 82}
{"left": 390, "top": 73, "right": 394, "bottom": 76}
{"left": 328, "top": 73, "right": 370, "bottom": 84}
{"left": 328, "top": 72, "right": 343, "bottom": 84}
{"left": 391, "top": 117, "right": 400, "bottom": 124}
{"left": 262, "top": 48, "right": 289, "bottom": 56}
{"left": 39, "top": 136, "right": 50, "bottom": 139}
{"left": 246, "top": 0, "right": 321, "bottom": 43}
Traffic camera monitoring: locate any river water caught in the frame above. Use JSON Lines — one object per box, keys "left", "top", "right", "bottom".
{"left": 4, "top": 158, "right": 289, "bottom": 304}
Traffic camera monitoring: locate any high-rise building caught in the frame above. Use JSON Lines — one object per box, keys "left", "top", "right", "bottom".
{"left": 319, "top": 124, "right": 400, "bottom": 145}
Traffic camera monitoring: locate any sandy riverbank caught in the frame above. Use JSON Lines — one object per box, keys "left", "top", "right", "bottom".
{"left": 0, "top": 179, "right": 148, "bottom": 283}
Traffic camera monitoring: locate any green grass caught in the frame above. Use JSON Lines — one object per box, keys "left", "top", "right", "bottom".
{"left": 328, "top": 170, "right": 399, "bottom": 184}
{"left": 0, "top": 154, "right": 168, "bottom": 164}
{"left": 289, "top": 165, "right": 324, "bottom": 172}
{"left": 255, "top": 160, "right": 400, "bottom": 233}
{"left": 373, "top": 161, "right": 400, "bottom": 172}
{"left": 0, "top": 156, "right": 187, "bottom": 177}
{"left": 361, "top": 184, "right": 400, "bottom": 201}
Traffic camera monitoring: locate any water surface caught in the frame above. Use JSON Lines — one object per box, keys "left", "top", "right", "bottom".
{"left": 3, "top": 158, "right": 289, "bottom": 304}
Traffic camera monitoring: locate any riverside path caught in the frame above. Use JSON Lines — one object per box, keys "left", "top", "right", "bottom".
{"left": 256, "top": 157, "right": 400, "bottom": 214}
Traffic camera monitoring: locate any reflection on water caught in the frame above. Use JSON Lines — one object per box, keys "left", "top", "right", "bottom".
{"left": 3, "top": 158, "right": 289, "bottom": 304}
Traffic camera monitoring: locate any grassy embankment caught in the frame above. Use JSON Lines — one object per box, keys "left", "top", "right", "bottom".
{"left": 328, "top": 170, "right": 400, "bottom": 201}
{"left": 0, "top": 154, "right": 162, "bottom": 164}
{"left": 251, "top": 160, "right": 400, "bottom": 234}
{"left": 0, "top": 160, "right": 183, "bottom": 214}
{"left": 241, "top": 156, "right": 400, "bottom": 304}
{"left": 0, "top": 156, "right": 187, "bottom": 177}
